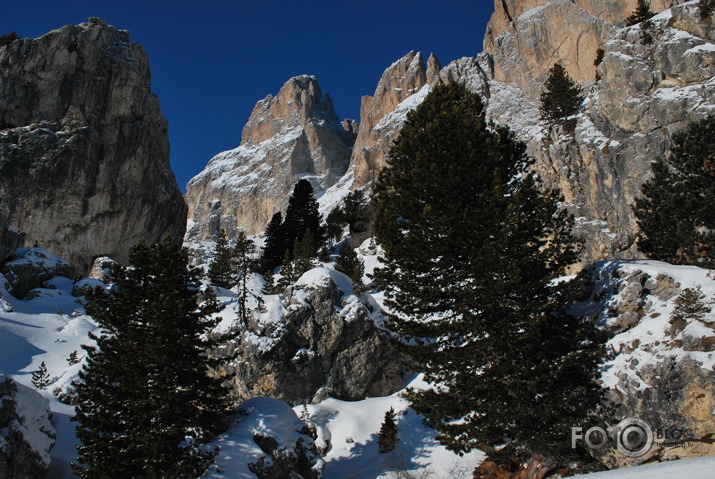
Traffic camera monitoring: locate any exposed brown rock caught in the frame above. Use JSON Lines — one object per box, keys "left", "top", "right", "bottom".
{"left": 483, "top": 0, "right": 685, "bottom": 99}
{"left": 0, "top": 18, "right": 187, "bottom": 272}
{"left": 351, "top": 51, "right": 431, "bottom": 188}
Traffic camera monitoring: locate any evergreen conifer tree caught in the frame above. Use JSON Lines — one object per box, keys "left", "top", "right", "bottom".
{"left": 282, "top": 179, "right": 323, "bottom": 257}
{"left": 208, "top": 229, "right": 236, "bottom": 288}
{"left": 343, "top": 190, "right": 370, "bottom": 234}
{"left": 334, "top": 242, "right": 364, "bottom": 286}
{"left": 67, "top": 351, "right": 80, "bottom": 366}
{"left": 260, "top": 212, "right": 287, "bottom": 273}
{"left": 626, "top": 0, "right": 655, "bottom": 26}
{"left": 374, "top": 82, "right": 602, "bottom": 465}
{"left": 634, "top": 115, "right": 715, "bottom": 267}
{"left": 31, "top": 361, "right": 49, "bottom": 389}
{"left": 234, "top": 231, "right": 258, "bottom": 327}
{"left": 377, "top": 408, "right": 399, "bottom": 454}
{"left": 72, "top": 238, "right": 231, "bottom": 479}
{"left": 540, "top": 63, "right": 584, "bottom": 129}
{"left": 325, "top": 206, "right": 347, "bottom": 247}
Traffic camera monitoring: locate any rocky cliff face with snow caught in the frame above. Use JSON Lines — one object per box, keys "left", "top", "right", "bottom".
{"left": 572, "top": 261, "right": 715, "bottom": 468}
{"left": 0, "top": 18, "right": 187, "bottom": 272}
{"left": 184, "top": 75, "right": 355, "bottom": 241}
{"left": 326, "top": 0, "right": 715, "bottom": 264}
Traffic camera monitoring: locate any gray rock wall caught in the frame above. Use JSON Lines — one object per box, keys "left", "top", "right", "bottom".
{"left": 0, "top": 18, "right": 187, "bottom": 272}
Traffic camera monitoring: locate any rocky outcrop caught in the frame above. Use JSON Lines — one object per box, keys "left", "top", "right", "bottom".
{"left": 0, "top": 210, "right": 23, "bottom": 263}
{"left": 571, "top": 261, "right": 715, "bottom": 467}
{"left": 0, "top": 18, "right": 187, "bottom": 272}
{"left": 249, "top": 424, "right": 322, "bottom": 479}
{"left": 0, "top": 376, "right": 56, "bottom": 479}
{"left": 0, "top": 248, "right": 75, "bottom": 299}
{"left": 226, "top": 268, "right": 402, "bottom": 405}
{"left": 185, "top": 76, "right": 355, "bottom": 242}
{"left": 523, "top": 2, "right": 715, "bottom": 261}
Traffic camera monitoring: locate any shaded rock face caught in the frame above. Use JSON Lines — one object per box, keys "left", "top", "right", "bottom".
{"left": 0, "top": 18, "right": 187, "bottom": 272}
{"left": 0, "top": 376, "right": 56, "bottom": 479}
{"left": 185, "top": 75, "right": 355, "bottom": 241}
{"left": 249, "top": 426, "right": 322, "bottom": 479}
{"left": 0, "top": 248, "right": 75, "bottom": 299}
{"left": 226, "top": 269, "right": 402, "bottom": 406}
{"left": 483, "top": 0, "right": 685, "bottom": 98}
{"left": 0, "top": 210, "right": 23, "bottom": 263}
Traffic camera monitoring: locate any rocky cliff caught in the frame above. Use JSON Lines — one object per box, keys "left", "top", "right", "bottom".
{"left": 184, "top": 75, "right": 355, "bottom": 242}
{"left": 332, "top": 0, "right": 715, "bottom": 264}
{"left": 0, "top": 18, "right": 187, "bottom": 272}
{"left": 223, "top": 268, "right": 402, "bottom": 406}
{"left": 571, "top": 261, "right": 715, "bottom": 468}
{"left": 483, "top": 0, "right": 686, "bottom": 98}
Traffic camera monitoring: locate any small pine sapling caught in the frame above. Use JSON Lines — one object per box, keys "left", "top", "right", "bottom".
{"left": 67, "top": 351, "right": 80, "bottom": 365}
{"left": 32, "top": 361, "right": 50, "bottom": 389}
{"left": 377, "top": 408, "right": 399, "bottom": 454}
{"left": 626, "top": 0, "right": 655, "bottom": 26}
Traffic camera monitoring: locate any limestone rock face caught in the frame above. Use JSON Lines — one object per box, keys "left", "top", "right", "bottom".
{"left": 483, "top": 0, "right": 684, "bottom": 99}
{"left": 526, "top": 3, "right": 715, "bottom": 261}
{"left": 351, "top": 51, "right": 431, "bottom": 188}
{"left": 184, "top": 75, "right": 354, "bottom": 241}
{"left": 0, "top": 211, "right": 23, "bottom": 263}
{"left": 0, "top": 19, "right": 187, "bottom": 273}
{"left": 0, "top": 376, "right": 56, "bottom": 479}
{"left": 225, "top": 268, "right": 402, "bottom": 406}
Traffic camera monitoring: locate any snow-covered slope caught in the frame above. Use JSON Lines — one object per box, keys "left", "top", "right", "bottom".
{"left": 0, "top": 250, "right": 100, "bottom": 478}
{"left": 568, "top": 455, "right": 715, "bottom": 479}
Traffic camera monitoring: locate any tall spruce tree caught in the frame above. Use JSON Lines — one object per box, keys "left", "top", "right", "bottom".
{"left": 208, "top": 229, "right": 236, "bottom": 288}
{"left": 374, "top": 82, "right": 602, "bottom": 465}
{"left": 72, "top": 238, "right": 231, "bottom": 479}
{"left": 260, "top": 212, "right": 287, "bottom": 273}
{"left": 282, "top": 179, "right": 323, "bottom": 257}
{"left": 540, "top": 63, "right": 584, "bottom": 128}
{"left": 634, "top": 116, "right": 715, "bottom": 267}
{"left": 234, "top": 231, "right": 258, "bottom": 327}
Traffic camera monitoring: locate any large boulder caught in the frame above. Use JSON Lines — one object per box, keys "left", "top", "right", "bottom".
{"left": 0, "top": 18, "right": 187, "bottom": 273}
{"left": 0, "top": 248, "right": 75, "bottom": 299}
{"left": 0, "top": 376, "right": 56, "bottom": 479}
{"left": 226, "top": 268, "right": 402, "bottom": 405}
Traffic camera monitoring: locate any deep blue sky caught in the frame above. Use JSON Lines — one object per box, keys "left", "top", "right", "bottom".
{"left": 2, "top": 1, "right": 494, "bottom": 192}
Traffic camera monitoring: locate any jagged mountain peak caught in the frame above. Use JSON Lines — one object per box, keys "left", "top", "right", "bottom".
{"left": 241, "top": 74, "right": 343, "bottom": 146}
{"left": 185, "top": 75, "right": 354, "bottom": 243}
